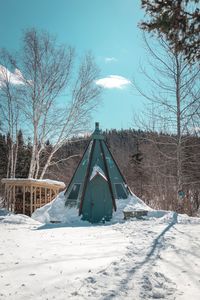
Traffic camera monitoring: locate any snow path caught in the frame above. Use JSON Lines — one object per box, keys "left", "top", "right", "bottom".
{"left": 158, "top": 224, "right": 200, "bottom": 299}
{"left": 1, "top": 216, "right": 200, "bottom": 299}
{"left": 72, "top": 219, "right": 200, "bottom": 300}
{"left": 72, "top": 221, "right": 178, "bottom": 299}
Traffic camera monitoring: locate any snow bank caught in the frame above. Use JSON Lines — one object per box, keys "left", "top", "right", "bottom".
{"left": 151, "top": 210, "right": 200, "bottom": 225}
{"left": 177, "top": 213, "right": 200, "bottom": 224}
{"left": 112, "top": 192, "right": 151, "bottom": 222}
{"left": 32, "top": 187, "right": 200, "bottom": 226}
{"left": 123, "top": 191, "right": 151, "bottom": 212}
{"left": 32, "top": 189, "right": 152, "bottom": 225}
{"left": 32, "top": 191, "right": 86, "bottom": 225}
{"left": 0, "top": 209, "right": 40, "bottom": 225}
{"left": 153, "top": 211, "right": 178, "bottom": 224}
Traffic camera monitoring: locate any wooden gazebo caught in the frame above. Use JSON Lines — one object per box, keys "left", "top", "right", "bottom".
{"left": 1, "top": 178, "right": 65, "bottom": 216}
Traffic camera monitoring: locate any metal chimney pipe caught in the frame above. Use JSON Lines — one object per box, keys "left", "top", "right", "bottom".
{"left": 95, "top": 122, "right": 99, "bottom": 130}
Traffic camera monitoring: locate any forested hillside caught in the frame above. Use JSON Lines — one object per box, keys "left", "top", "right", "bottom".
{"left": 1, "top": 129, "right": 200, "bottom": 216}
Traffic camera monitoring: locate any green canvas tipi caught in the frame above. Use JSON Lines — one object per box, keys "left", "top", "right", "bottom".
{"left": 65, "top": 122, "right": 130, "bottom": 223}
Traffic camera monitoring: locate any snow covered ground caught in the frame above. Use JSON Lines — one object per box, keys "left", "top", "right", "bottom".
{"left": 1, "top": 208, "right": 200, "bottom": 299}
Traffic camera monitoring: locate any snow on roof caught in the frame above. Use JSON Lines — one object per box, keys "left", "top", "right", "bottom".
{"left": 1, "top": 178, "right": 66, "bottom": 188}
{"left": 89, "top": 165, "right": 108, "bottom": 181}
{"left": 35, "top": 179, "right": 66, "bottom": 188}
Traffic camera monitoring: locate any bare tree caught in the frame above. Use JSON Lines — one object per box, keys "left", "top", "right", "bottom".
{"left": 39, "top": 52, "right": 101, "bottom": 179}
{"left": 0, "top": 50, "right": 23, "bottom": 178}
{"left": 133, "top": 36, "right": 200, "bottom": 211}
{"left": 2, "top": 29, "right": 101, "bottom": 179}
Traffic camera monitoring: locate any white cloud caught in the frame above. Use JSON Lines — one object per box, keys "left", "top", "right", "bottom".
{"left": 95, "top": 75, "right": 131, "bottom": 89}
{"left": 105, "top": 57, "right": 118, "bottom": 63}
{"left": 0, "top": 65, "right": 25, "bottom": 87}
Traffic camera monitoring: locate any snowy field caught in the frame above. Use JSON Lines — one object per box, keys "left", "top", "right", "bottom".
{"left": 1, "top": 209, "right": 200, "bottom": 300}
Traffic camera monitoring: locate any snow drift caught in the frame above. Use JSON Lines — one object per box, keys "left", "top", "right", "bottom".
{"left": 32, "top": 190, "right": 151, "bottom": 224}
{"left": 0, "top": 208, "right": 40, "bottom": 225}
{"left": 32, "top": 191, "right": 83, "bottom": 225}
{"left": 31, "top": 187, "right": 200, "bottom": 226}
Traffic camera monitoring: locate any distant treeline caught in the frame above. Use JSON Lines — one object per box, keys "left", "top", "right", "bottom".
{"left": 0, "top": 128, "right": 200, "bottom": 216}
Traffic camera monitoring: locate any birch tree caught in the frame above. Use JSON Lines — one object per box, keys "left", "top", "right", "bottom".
{"left": 0, "top": 50, "right": 24, "bottom": 178}
{"left": 4, "top": 29, "right": 101, "bottom": 179}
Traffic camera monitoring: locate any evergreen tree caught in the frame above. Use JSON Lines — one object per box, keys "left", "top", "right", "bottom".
{"left": 140, "top": 0, "right": 200, "bottom": 62}
{"left": 0, "top": 133, "right": 8, "bottom": 178}
{"left": 15, "top": 130, "right": 31, "bottom": 178}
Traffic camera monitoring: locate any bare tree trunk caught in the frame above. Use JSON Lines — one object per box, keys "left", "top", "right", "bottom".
{"left": 175, "top": 53, "right": 182, "bottom": 195}
{"left": 132, "top": 35, "right": 200, "bottom": 213}
{"left": 10, "top": 142, "right": 15, "bottom": 178}
{"left": 13, "top": 137, "right": 19, "bottom": 178}
{"left": 6, "top": 149, "right": 11, "bottom": 178}
{"left": 28, "top": 122, "right": 38, "bottom": 178}
{"left": 39, "top": 151, "right": 55, "bottom": 179}
{"left": 28, "top": 144, "right": 36, "bottom": 178}
{"left": 34, "top": 148, "right": 42, "bottom": 179}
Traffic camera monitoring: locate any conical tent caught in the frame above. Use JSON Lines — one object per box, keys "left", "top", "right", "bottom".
{"left": 65, "top": 122, "right": 130, "bottom": 223}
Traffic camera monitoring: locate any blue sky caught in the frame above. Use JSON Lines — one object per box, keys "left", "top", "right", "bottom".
{"left": 0, "top": 0, "right": 147, "bottom": 131}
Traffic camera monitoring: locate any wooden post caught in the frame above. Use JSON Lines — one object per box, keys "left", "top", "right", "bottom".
{"left": 13, "top": 184, "right": 16, "bottom": 213}
{"left": 53, "top": 189, "right": 57, "bottom": 199}
{"left": 5, "top": 183, "right": 8, "bottom": 209}
{"left": 8, "top": 185, "right": 10, "bottom": 211}
{"left": 8, "top": 185, "right": 11, "bottom": 211}
{"left": 30, "top": 185, "right": 33, "bottom": 215}
{"left": 39, "top": 187, "right": 42, "bottom": 208}
{"left": 9, "top": 185, "right": 13, "bottom": 211}
{"left": 6, "top": 184, "right": 9, "bottom": 210}
{"left": 53, "top": 189, "right": 55, "bottom": 200}
{"left": 45, "top": 188, "right": 47, "bottom": 205}
{"left": 34, "top": 186, "right": 37, "bottom": 211}
{"left": 23, "top": 185, "right": 25, "bottom": 214}
{"left": 50, "top": 188, "right": 52, "bottom": 202}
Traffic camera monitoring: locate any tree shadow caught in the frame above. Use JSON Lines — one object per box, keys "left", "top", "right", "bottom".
{"left": 35, "top": 222, "right": 93, "bottom": 230}
{"left": 102, "top": 212, "right": 178, "bottom": 299}
{"left": 34, "top": 219, "right": 123, "bottom": 230}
